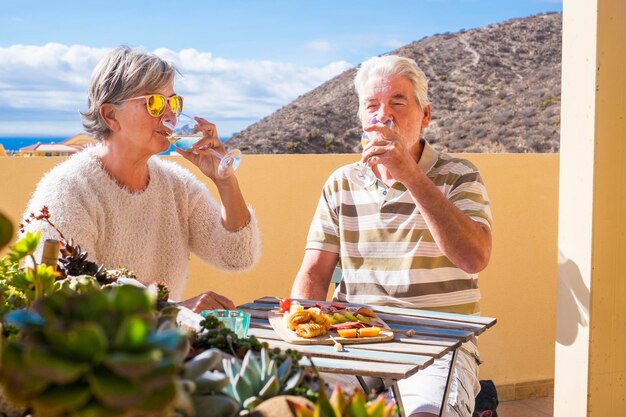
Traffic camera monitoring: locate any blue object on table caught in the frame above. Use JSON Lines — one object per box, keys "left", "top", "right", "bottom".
{"left": 201, "top": 309, "right": 251, "bottom": 338}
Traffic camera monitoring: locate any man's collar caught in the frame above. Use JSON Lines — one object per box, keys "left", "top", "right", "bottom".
{"left": 417, "top": 138, "right": 439, "bottom": 174}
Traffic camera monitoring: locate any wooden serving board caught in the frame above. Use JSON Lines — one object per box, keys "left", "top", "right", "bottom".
{"left": 268, "top": 310, "right": 394, "bottom": 345}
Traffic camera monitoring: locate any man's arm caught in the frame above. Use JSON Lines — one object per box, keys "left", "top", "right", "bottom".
{"left": 403, "top": 171, "right": 492, "bottom": 273}
{"left": 291, "top": 249, "right": 339, "bottom": 300}
{"left": 369, "top": 132, "right": 491, "bottom": 274}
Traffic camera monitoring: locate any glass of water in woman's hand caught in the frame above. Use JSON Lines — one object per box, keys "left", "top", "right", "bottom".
{"left": 163, "top": 113, "right": 241, "bottom": 178}
{"left": 349, "top": 117, "right": 394, "bottom": 187}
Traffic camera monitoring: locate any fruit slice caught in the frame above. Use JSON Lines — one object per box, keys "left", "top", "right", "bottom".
{"left": 343, "top": 312, "right": 359, "bottom": 322}
{"left": 355, "top": 314, "right": 371, "bottom": 323}
{"left": 325, "top": 314, "right": 339, "bottom": 325}
{"left": 336, "top": 327, "right": 381, "bottom": 338}
{"left": 333, "top": 313, "right": 349, "bottom": 323}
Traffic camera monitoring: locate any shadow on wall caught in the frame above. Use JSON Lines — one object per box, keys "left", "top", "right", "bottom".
{"left": 556, "top": 249, "right": 590, "bottom": 346}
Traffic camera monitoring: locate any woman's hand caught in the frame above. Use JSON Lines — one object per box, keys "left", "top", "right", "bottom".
{"left": 176, "top": 116, "right": 226, "bottom": 181}
{"left": 178, "top": 290, "right": 236, "bottom": 313}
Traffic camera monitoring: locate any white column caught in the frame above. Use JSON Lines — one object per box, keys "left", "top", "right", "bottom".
{"left": 556, "top": 0, "right": 626, "bottom": 416}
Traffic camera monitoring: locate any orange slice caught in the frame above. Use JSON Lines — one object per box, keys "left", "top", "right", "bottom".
{"left": 336, "top": 327, "right": 381, "bottom": 338}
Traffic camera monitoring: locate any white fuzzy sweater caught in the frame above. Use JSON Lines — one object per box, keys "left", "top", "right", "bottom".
{"left": 21, "top": 146, "right": 261, "bottom": 300}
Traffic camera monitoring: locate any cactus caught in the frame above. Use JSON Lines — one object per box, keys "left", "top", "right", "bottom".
{"left": 0, "top": 285, "right": 189, "bottom": 417}
{"left": 289, "top": 384, "right": 396, "bottom": 417}
{"left": 222, "top": 347, "right": 305, "bottom": 411}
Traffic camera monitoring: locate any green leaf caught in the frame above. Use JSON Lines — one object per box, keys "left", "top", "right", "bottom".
{"left": 109, "top": 284, "right": 154, "bottom": 316}
{"left": 72, "top": 401, "right": 121, "bottom": 417}
{"left": 276, "top": 355, "right": 292, "bottom": 384}
{"left": 191, "top": 395, "right": 238, "bottom": 417}
{"left": 113, "top": 315, "right": 149, "bottom": 351}
{"left": 329, "top": 385, "right": 347, "bottom": 414}
{"left": 345, "top": 391, "right": 368, "bottom": 417}
{"left": 240, "top": 349, "right": 262, "bottom": 391}
{"left": 282, "top": 369, "right": 304, "bottom": 394}
{"left": 141, "top": 357, "right": 178, "bottom": 391}
{"left": 258, "top": 375, "right": 280, "bottom": 399}
{"left": 31, "top": 383, "right": 91, "bottom": 416}
{"left": 232, "top": 373, "right": 253, "bottom": 403}
{"left": 103, "top": 349, "right": 163, "bottom": 379}
{"left": 184, "top": 348, "right": 222, "bottom": 380}
{"left": 8, "top": 231, "right": 40, "bottom": 261}
{"left": 35, "top": 263, "right": 57, "bottom": 296}
{"left": 243, "top": 395, "right": 263, "bottom": 410}
{"left": 0, "top": 343, "right": 49, "bottom": 401}
{"left": 366, "top": 395, "right": 386, "bottom": 417}
{"left": 23, "top": 346, "right": 88, "bottom": 384}
{"left": 71, "top": 289, "right": 110, "bottom": 321}
{"left": 313, "top": 385, "right": 337, "bottom": 417}
{"left": 289, "top": 399, "right": 315, "bottom": 417}
{"left": 88, "top": 368, "right": 144, "bottom": 409}
{"left": 194, "top": 371, "right": 230, "bottom": 394}
{"left": 135, "top": 381, "right": 177, "bottom": 413}
{"left": 45, "top": 323, "right": 108, "bottom": 362}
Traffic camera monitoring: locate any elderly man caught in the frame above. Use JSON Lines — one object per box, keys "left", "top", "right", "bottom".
{"left": 291, "top": 55, "right": 493, "bottom": 417}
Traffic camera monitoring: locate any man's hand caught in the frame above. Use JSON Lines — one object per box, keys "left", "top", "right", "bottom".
{"left": 178, "top": 291, "right": 236, "bottom": 313}
{"left": 362, "top": 122, "right": 421, "bottom": 185}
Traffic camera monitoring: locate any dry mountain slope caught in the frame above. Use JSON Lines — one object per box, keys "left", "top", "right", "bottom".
{"left": 228, "top": 12, "right": 562, "bottom": 154}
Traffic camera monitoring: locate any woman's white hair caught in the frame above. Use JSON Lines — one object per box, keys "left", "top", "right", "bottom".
{"left": 80, "top": 46, "right": 177, "bottom": 141}
{"left": 354, "top": 55, "right": 429, "bottom": 118}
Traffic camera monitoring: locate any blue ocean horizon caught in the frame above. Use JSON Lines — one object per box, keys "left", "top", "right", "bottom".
{"left": 0, "top": 135, "right": 230, "bottom": 154}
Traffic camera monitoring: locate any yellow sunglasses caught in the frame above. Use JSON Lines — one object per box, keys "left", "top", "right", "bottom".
{"left": 120, "top": 94, "right": 184, "bottom": 117}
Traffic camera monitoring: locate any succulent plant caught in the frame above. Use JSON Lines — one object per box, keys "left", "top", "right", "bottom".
{"left": 58, "top": 240, "right": 111, "bottom": 284}
{"left": 222, "top": 347, "right": 305, "bottom": 411}
{"left": 1, "top": 231, "right": 57, "bottom": 304}
{"left": 289, "top": 385, "right": 396, "bottom": 417}
{"left": 171, "top": 348, "right": 239, "bottom": 417}
{"left": 0, "top": 284, "right": 189, "bottom": 417}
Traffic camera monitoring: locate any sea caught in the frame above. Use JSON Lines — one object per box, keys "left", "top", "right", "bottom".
{"left": 0, "top": 136, "right": 67, "bottom": 152}
{"left": 0, "top": 136, "right": 229, "bottom": 155}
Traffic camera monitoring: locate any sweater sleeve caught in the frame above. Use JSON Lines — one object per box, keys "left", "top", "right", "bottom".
{"left": 186, "top": 184, "right": 261, "bottom": 272}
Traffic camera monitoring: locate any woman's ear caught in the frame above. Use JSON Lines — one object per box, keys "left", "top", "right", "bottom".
{"left": 421, "top": 104, "right": 431, "bottom": 128}
{"left": 100, "top": 103, "right": 120, "bottom": 132}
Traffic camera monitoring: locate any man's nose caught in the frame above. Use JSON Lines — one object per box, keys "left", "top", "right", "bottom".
{"left": 375, "top": 106, "right": 393, "bottom": 125}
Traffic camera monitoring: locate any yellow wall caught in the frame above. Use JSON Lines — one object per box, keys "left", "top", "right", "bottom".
{"left": 0, "top": 153, "right": 559, "bottom": 387}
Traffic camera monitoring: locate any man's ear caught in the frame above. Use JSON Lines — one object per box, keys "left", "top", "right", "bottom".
{"left": 421, "top": 104, "right": 431, "bottom": 128}
{"left": 100, "top": 103, "right": 120, "bottom": 132}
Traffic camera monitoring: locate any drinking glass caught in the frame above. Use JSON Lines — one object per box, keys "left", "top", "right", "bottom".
{"left": 163, "top": 113, "right": 241, "bottom": 178}
{"left": 349, "top": 118, "right": 394, "bottom": 187}
{"left": 201, "top": 309, "right": 251, "bottom": 338}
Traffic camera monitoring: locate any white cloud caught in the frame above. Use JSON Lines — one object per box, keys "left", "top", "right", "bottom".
{"left": 0, "top": 44, "right": 352, "bottom": 136}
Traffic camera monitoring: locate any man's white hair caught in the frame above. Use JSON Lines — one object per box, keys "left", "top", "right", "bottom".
{"left": 354, "top": 55, "right": 429, "bottom": 118}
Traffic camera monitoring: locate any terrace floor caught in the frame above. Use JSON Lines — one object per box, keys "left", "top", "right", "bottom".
{"left": 498, "top": 396, "right": 554, "bottom": 417}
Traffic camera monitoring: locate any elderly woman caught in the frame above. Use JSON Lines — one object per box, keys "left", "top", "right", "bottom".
{"left": 21, "top": 46, "right": 260, "bottom": 312}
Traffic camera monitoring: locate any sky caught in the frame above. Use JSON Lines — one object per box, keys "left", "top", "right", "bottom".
{"left": 0, "top": 0, "right": 562, "bottom": 138}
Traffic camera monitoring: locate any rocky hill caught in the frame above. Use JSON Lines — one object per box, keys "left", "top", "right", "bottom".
{"left": 228, "top": 12, "right": 562, "bottom": 154}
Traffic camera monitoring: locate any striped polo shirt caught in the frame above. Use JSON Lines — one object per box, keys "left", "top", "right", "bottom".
{"left": 305, "top": 140, "right": 493, "bottom": 314}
